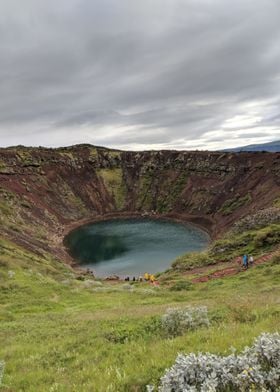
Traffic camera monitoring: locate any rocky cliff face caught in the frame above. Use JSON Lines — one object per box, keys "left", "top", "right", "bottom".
{"left": 0, "top": 144, "right": 279, "bottom": 261}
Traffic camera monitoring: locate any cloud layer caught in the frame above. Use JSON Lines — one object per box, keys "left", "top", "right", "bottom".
{"left": 0, "top": 0, "right": 279, "bottom": 150}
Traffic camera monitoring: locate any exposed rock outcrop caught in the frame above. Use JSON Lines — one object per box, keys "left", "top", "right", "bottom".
{"left": 0, "top": 145, "right": 279, "bottom": 263}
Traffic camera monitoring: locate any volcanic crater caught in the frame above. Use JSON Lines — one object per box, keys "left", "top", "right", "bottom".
{"left": 0, "top": 144, "right": 279, "bottom": 271}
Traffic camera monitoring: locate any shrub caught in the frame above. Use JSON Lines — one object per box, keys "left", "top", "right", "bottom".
{"left": 104, "top": 317, "right": 162, "bottom": 344}
{"left": 0, "top": 360, "right": 4, "bottom": 386}
{"left": 253, "top": 225, "right": 280, "bottom": 248}
{"left": 157, "top": 332, "right": 280, "bottom": 391}
{"left": 161, "top": 306, "right": 209, "bottom": 337}
{"left": 104, "top": 326, "right": 136, "bottom": 344}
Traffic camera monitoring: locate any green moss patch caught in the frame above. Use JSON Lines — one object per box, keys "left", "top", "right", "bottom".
{"left": 219, "top": 193, "right": 252, "bottom": 215}
{"left": 97, "top": 168, "right": 126, "bottom": 210}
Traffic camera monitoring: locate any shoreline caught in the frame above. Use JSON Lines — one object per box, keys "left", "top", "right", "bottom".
{"left": 60, "top": 211, "right": 214, "bottom": 277}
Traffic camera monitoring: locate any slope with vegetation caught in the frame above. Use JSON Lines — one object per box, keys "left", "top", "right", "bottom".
{"left": 0, "top": 234, "right": 279, "bottom": 390}
{"left": 0, "top": 145, "right": 279, "bottom": 390}
{"left": 0, "top": 145, "right": 279, "bottom": 262}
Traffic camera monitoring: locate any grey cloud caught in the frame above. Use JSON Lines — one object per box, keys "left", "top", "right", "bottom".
{"left": 0, "top": 0, "right": 279, "bottom": 149}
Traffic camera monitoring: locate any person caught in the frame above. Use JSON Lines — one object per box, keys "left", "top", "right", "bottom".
{"left": 139, "top": 275, "right": 143, "bottom": 282}
{"left": 249, "top": 255, "right": 254, "bottom": 265}
{"left": 144, "top": 272, "right": 149, "bottom": 281}
{"left": 132, "top": 276, "right": 136, "bottom": 282}
{"left": 243, "top": 254, "right": 248, "bottom": 269}
{"left": 150, "top": 274, "right": 155, "bottom": 283}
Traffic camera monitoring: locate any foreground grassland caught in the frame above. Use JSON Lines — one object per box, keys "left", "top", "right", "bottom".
{"left": 0, "top": 238, "right": 279, "bottom": 391}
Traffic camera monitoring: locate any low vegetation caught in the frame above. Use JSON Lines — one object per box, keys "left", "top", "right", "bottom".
{"left": 97, "top": 168, "right": 126, "bottom": 210}
{"left": 232, "top": 206, "right": 280, "bottom": 233}
{"left": 219, "top": 193, "right": 252, "bottom": 215}
{"left": 158, "top": 332, "right": 280, "bottom": 391}
{"left": 170, "top": 222, "right": 280, "bottom": 272}
{"left": 171, "top": 251, "right": 215, "bottom": 271}
{"left": 0, "top": 233, "right": 279, "bottom": 390}
{"left": 161, "top": 306, "right": 209, "bottom": 337}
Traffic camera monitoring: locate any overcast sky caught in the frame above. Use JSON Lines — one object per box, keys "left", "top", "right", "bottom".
{"left": 0, "top": 0, "right": 279, "bottom": 150}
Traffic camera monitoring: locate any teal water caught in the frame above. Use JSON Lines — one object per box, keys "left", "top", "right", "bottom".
{"left": 65, "top": 219, "right": 209, "bottom": 277}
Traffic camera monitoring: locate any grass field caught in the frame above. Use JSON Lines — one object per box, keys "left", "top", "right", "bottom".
{"left": 0, "top": 237, "right": 279, "bottom": 391}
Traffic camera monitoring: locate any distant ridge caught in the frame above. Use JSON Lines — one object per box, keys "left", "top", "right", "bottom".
{"left": 223, "top": 140, "right": 280, "bottom": 152}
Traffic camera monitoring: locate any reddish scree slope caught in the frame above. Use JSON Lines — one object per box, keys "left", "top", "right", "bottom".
{"left": 0, "top": 145, "right": 279, "bottom": 262}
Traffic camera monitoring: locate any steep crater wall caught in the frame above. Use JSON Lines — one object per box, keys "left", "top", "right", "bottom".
{"left": 0, "top": 145, "right": 279, "bottom": 263}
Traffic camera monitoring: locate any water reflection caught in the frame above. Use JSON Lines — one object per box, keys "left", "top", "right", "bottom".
{"left": 66, "top": 232, "right": 128, "bottom": 264}
{"left": 65, "top": 219, "right": 209, "bottom": 277}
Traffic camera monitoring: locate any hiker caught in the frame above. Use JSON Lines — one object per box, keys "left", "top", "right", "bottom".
{"left": 138, "top": 275, "right": 143, "bottom": 282}
{"left": 132, "top": 276, "right": 136, "bottom": 282}
{"left": 149, "top": 274, "right": 155, "bottom": 283}
{"left": 144, "top": 272, "right": 150, "bottom": 281}
{"left": 249, "top": 255, "right": 254, "bottom": 265}
{"left": 243, "top": 254, "right": 248, "bottom": 269}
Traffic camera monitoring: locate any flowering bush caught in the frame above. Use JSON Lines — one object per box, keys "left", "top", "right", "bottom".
{"left": 158, "top": 332, "right": 280, "bottom": 391}
{"left": 0, "top": 360, "right": 5, "bottom": 386}
{"left": 161, "top": 306, "right": 209, "bottom": 337}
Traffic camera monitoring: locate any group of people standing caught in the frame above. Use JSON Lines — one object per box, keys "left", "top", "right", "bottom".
{"left": 242, "top": 254, "right": 254, "bottom": 269}
{"left": 124, "top": 272, "right": 156, "bottom": 283}
{"left": 144, "top": 272, "right": 156, "bottom": 283}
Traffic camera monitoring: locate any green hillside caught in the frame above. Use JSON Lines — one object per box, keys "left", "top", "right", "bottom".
{"left": 0, "top": 232, "right": 279, "bottom": 391}
{"left": 0, "top": 147, "right": 279, "bottom": 390}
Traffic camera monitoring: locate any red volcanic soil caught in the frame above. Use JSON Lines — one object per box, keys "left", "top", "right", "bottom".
{"left": 0, "top": 145, "right": 279, "bottom": 263}
{"left": 191, "top": 248, "right": 280, "bottom": 283}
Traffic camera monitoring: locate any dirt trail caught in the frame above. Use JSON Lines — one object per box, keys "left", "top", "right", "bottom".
{"left": 191, "top": 248, "right": 279, "bottom": 283}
